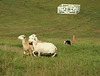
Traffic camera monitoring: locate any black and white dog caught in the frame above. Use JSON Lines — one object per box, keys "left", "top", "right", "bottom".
{"left": 64, "top": 40, "right": 71, "bottom": 45}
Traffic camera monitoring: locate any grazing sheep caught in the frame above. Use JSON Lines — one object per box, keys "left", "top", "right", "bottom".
{"left": 18, "top": 35, "right": 33, "bottom": 56}
{"left": 28, "top": 34, "right": 57, "bottom": 57}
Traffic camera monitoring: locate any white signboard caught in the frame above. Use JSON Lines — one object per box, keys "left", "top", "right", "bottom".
{"left": 57, "top": 4, "right": 80, "bottom": 14}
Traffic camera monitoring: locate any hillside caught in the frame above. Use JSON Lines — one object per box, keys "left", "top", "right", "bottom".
{"left": 0, "top": 0, "right": 100, "bottom": 40}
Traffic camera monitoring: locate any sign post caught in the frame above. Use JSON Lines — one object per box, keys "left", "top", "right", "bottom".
{"left": 57, "top": 4, "right": 80, "bottom": 14}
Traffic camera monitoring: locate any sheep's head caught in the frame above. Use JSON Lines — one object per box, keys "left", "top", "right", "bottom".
{"left": 18, "top": 35, "right": 26, "bottom": 40}
{"left": 28, "top": 34, "right": 38, "bottom": 42}
{"left": 29, "top": 34, "right": 36, "bottom": 39}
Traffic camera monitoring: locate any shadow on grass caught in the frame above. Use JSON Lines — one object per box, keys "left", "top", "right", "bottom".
{"left": 41, "top": 53, "right": 58, "bottom": 57}
{"left": 23, "top": 52, "right": 58, "bottom": 58}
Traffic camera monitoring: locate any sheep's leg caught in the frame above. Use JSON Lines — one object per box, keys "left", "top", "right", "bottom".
{"left": 38, "top": 52, "right": 41, "bottom": 57}
{"left": 24, "top": 51, "right": 29, "bottom": 55}
{"left": 29, "top": 50, "right": 32, "bottom": 56}
{"left": 24, "top": 51, "right": 28, "bottom": 55}
{"left": 32, "top": 51, "right": 36, "bottom": 56}
{"left": 52, "top": 53, "right": 56, "bottom": 57}
{"left": 24, "top": 51, "right": 26, "bottom": 54}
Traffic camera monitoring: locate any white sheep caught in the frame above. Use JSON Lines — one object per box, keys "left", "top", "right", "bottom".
{"left": 28, "top": 34, "right": 57, "bottom": 57}
{"left": 18, "top": 35, "right": 33, "bottom": 56}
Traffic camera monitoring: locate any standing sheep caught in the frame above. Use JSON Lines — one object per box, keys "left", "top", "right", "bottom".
{"left": 18, "top": 35, "right": 33, "bottom": 56}
{"left": 28, "top": 34, "right": 57, "bottom": 57}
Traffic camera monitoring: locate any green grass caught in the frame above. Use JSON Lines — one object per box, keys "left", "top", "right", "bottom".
{"left": 0, "top": 40, "right": 100, "bottom": 76}
{"left": 0, "top": 0, "right": 100, "bottom": 76}
{"left": 0, "top": 0, "right": 100, "bottom": 39}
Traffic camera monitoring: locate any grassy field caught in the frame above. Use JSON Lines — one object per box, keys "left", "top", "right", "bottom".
{"left": 0, "top": 0, "right": 100, "bottom": 76}
{"left": 0, "top": 40, "right": 100, "bottom": 76}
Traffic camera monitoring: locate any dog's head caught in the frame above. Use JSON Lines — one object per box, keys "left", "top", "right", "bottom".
{"left": 64, "top": 40, "right": 71, "bottom": 45}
